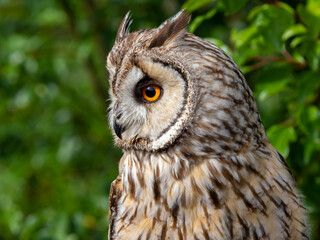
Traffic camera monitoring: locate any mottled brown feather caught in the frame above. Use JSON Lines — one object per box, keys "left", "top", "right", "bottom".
{"left": 108, "top": 176, "right": 122, "bottom": 240}
{"left": 107, "top": 10, "right": 309, "bottom": 240}
{"left": 148, "top": 10, "right": 190, "bottom": 48}
{"left": 115, "top": 12, "right": 132, "bottom": 43}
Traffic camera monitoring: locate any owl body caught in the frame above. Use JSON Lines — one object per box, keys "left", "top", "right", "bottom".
{"left": 107, "top": 11, "right": 308, "bottom": 239}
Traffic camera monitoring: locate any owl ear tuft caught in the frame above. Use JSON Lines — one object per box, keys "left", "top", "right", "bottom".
{"left": 116, "top": 11, "right": 132, "bottom": 43}
{"left": 149, "top": 10, "right": 190, "bottom": 49}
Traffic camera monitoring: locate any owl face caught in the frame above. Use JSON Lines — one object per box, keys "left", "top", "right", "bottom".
{"left": 107, "top": 11, "right": 263, "bottom": 154}
{"left": 107, "top": 12, "right": 197, "bottom": 151}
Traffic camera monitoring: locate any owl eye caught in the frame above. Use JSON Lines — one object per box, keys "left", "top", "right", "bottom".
{"left": 141, "top": 84, "right": 162, "bottom": 102}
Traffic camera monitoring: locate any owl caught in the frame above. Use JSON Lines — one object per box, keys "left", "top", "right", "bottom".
{"left": 106, "top": 11, "right": 309, "bottom": 240}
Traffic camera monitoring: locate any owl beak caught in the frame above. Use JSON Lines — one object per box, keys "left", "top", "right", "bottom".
{"left": 113, "top": 118, "right": 124, "bottom": 139}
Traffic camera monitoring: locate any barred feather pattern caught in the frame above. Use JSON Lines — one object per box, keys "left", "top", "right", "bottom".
{"left": 109, "top": 148, "right": 307, "bottom": 239}
{"left": 107, "top": 11, "right": 308, "bottom": 240}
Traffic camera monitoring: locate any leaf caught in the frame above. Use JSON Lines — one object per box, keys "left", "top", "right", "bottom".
{"left": 258, "top": 6, "right": 294, "bottom": 52}
{"left": 296, "top": 105, "right": 320, "bottom": 164}
{"left": 254, "top": 63, "right": 293, "bottom": 100}
{"left": 290, "top": 35, "right": 308, "bottom": 48}
{"left": 246, "top": 4, "right": 295, "bottom": 52}
{"left": 220, "top": 0, "right": 248, "bottom": 15}
{"left": 294, "top": 38, "right": 319, "bottom": 71}
{"left": 282, "top": 24, "right": 307, "bottom": 41}
{"left": 258, "top": 79, "right": 290, "bottom": 101}
{"left": 307, "top": 0, "right": 320, "bottom": 17}
{"left": 302, "top": 139, "right": 320, "bottom": 164}
{"left": 231, "top": 26, "right": 259, "bottom": 48}
{"left": 296, "top": 106, "right": 320, "bottom": 139}
{"left": 248, "top": 5, "right": 266, "bottom": 21}
{"left": 267, "top": 125, "right": 297, "bottom": 158}
{"left": 189, "top": 8, "right": 218, "bottom": 33}
{"left": 278, "top": 2, "right": 295, "bottom": 15}
{"left": 297, "top": 4, "right": 320, "bottom": 39}
{"left": 35, "top": 8, "right": 67, "bottom": 26}
{"left": 182, "top": 0, "right": 216, "bottom": 12}
{"left": 296, "top": 71, "right": 320, "bottom": 103}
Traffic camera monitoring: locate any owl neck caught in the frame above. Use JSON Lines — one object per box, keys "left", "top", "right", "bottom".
{"left": 119, "top": 141, "right": 272, "bottom": 209}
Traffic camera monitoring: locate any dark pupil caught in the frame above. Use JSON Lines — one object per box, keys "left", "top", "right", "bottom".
{"left": 145, "top": 86, "right": 156, "bottom": 98}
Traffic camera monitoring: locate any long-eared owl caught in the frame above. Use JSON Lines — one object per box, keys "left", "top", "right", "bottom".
{"left": 106, "top": 10, "right": 308, "bottom": 240}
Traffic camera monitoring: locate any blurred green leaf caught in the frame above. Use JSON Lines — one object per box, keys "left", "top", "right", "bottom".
{"left": 257, "top": 78, "right": 290, "bottom": 101}
{"left": 282, "top": 24, "right": 307, "bottom": 41}
{"left": 219, "top": 0, "right": 248, "bottom": 15}
{"left": 296, "top": 71, "right": 320, "bottom": 103}
{"left": 35, "top": 8, "right": 67, "bottom": 26}
{"left": 296, "top": 106, "right": 320, "bottom": 139}
{"left": 267, "top": 125, "right": 297, "bottom": 158}
{"left": 189, "top": 8, "right": 218, "bottom": 33}
{"left": 251, "top": 4, "right": 294, "bottom": 52}
{"left": 182, "top": 0, "right": 215, "bottom": 12}
{"left": 231, "top": 25, "right": 259, "bottom": 49}
{"left": 297, "top": 3, "right": 320, "bottom": 39}
{"left": 290, "top": 35, "right": 308, "bottom": 48}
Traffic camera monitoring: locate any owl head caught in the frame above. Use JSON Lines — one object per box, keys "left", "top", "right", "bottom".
{"left": 107, "top": 11, "right": 266, "bottom": 154}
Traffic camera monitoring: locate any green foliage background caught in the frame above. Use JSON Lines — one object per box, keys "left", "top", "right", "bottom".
{"left": 0, "top": 0, "right": 319, "bottom": 239}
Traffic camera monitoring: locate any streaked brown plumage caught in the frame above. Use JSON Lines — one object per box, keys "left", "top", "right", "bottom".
{"left": 107, "top": 11, "right": 308, "bottom": 239}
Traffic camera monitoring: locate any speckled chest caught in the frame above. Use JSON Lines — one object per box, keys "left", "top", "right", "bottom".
{"left": 109, "top": 149, "right": 308, "bottom": 240}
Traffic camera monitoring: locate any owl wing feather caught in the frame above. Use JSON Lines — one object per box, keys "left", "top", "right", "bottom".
{"left": 108, "top": 176, "right": 122, "bottom": 240}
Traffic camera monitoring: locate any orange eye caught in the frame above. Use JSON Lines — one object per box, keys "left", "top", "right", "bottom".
{"left": 142, "top": 84, "right": 162, "bottom": 102}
